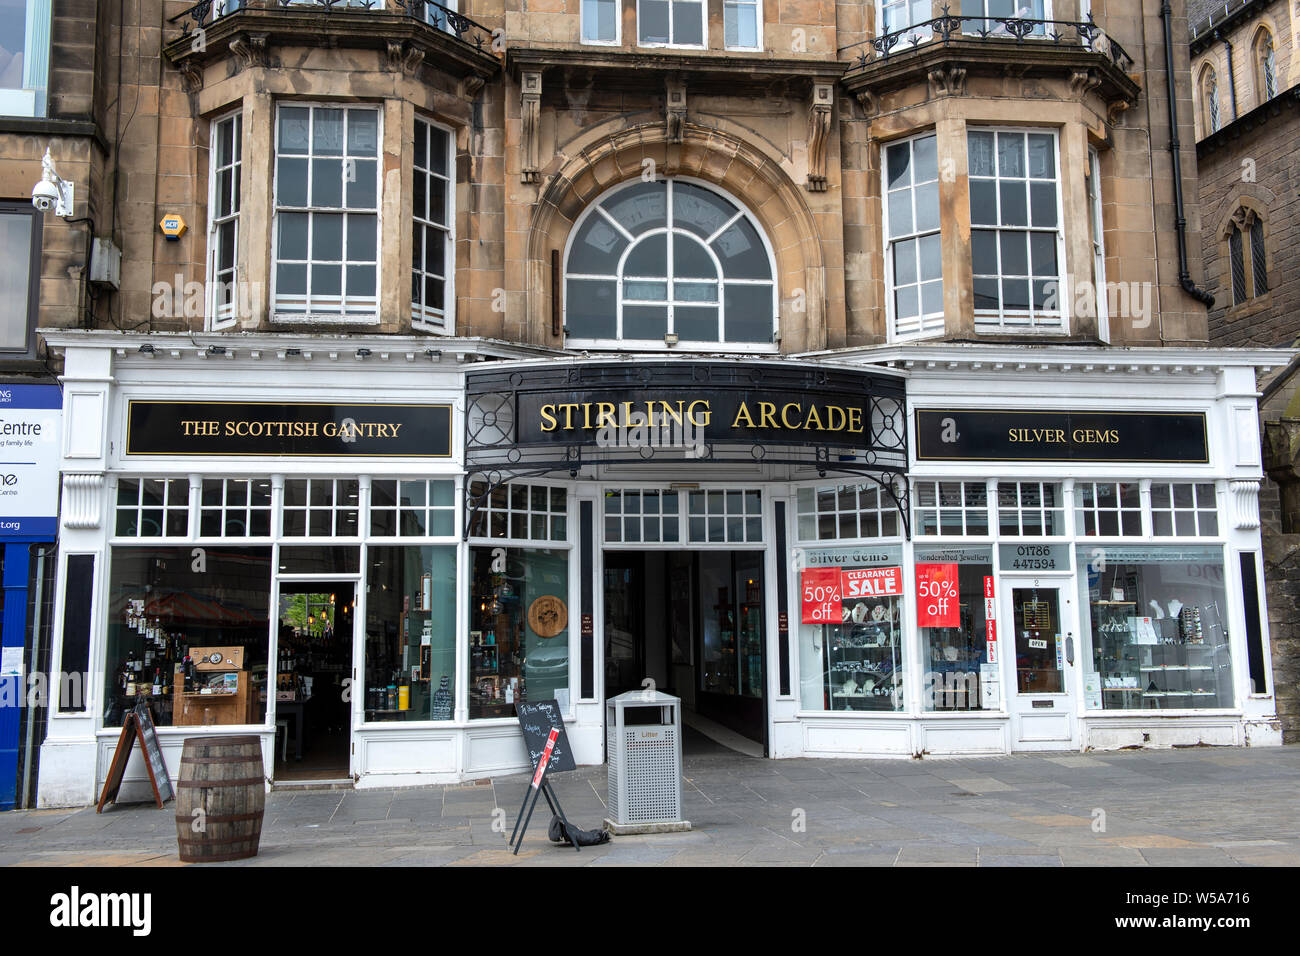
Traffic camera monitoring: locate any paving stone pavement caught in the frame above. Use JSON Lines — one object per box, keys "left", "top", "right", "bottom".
{"left": 3, "top": 745, "right": 1300, "bottom": 867}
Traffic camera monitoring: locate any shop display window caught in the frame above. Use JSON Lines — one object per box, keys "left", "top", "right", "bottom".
{"left": 468, "top": 547, "right": 570, "bottom": 718}
{"left": 699, "top": 551, "right": 764, "bottom": 697}
{"left": 1079, "top": 546, "right": 1234, "bottom": 710}
{"left": 370, "top": 479, "right": 455, "bottom": 537}
{"left": 281, "top": 478, "right": 359, "bottom": 537}
{"left": 364, "top": 546, "right": 456, "bottom": 721}
{"left": 115, "top": 477, "right": 190, "bottom": 538}
{"left": 913, "top": 480, "right": 989, "bottom": 536}
{"left": 997, "top": 481, "right": 1065, "bottom": 536}
{"left": 1074, "top": 481, "right": 1142, "bottom": 536}
{"left": 798, "top": 545, "right": 905, "bottom": 712}
{"left": 103, "top": 547, "right": 271, "bottom": 728}
{"left": 468, "top": 481, "right": 567, "bottom": 541}
{"left": 1150, "top": 483, "right": 1218, "bottom": 537}
{"left": 916, "top": 546, "right": 996, "bottom": 711}
{"left": 199, "top": 478, "right": 271, "bottom": 537}
{"left": 796, "top": 483, "right": 898, "bottom": 541}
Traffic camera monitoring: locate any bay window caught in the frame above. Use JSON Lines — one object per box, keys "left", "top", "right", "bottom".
{"left": 724, "top": 0, "right": 761, "bottom": 49}
{"left": 884, "top": 132, "right": 943, "bottom": 340}
{"left": 0, "top": 0, "right": 49, "bottom": 117}
{"left": 412, "top": 116, "right": 454, "bottom": 333}
{"left": 638, "top": 0, "right": 705, "bottom": 47}
{"left": 273, "top": 105, "right": 381, "bottom": 323}
{"left": 208, "top": 111, "right": 242, "bottom": 330}
{"left": 968, "top": 128, "right": 1064, "bottom": 330}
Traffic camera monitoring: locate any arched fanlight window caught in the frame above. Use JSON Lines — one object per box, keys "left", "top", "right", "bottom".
{"left": 1201, "top": 65, "right": 1221, "bottom": 134}
{"left": 564, "top": 179, "right": 778, "bottom": 348}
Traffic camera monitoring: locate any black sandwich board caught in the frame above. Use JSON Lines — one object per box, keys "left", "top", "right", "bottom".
{"left": 508, "top": 699, "right": 578, "bottom": 854}
{"left": 97, "top": 701, "right": 173, "bottom": 812}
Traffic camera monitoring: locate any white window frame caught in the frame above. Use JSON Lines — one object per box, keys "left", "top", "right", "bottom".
{"left": 581, "top": 0, "right": 621, "bottom": 45}
{"left": 1088, "top": 146, "right": 1108, "bottom": 342}
{"left": 962, "top": 0, "right": 1049, "bottom": 36}
{"left": 877, "top": 0, "right": 932, "bottom": 45}
{"left": 207, "top": 109, "right": 242, "bottom": 331}
{"left": 996, "top": 480, "right": 1066, "bottom": 537}
{"left": 883, "top": 130, "right": 944, "bottom": 342}
{"left": 0, "top": 0, "right": 51, "bottom": 117}
{"left": 271, "top": 103, "right": 383, "bottom": 325}
{"left": 199, "top": 477, "right": 273, "bottom": 538}
{"left": 113, "top": 477, "right": 192, "bottom": 539}
{"left": 412, "top": 115, "right": 455, "bottom": 334}
{"left": 636, "top": 0, "right": 707, "bottom": 49}
{"left": 1074, "top": 481, "right": 1143, "bottom": 538}
{"left": 913, "top": 480, "right": 991, "bottom": 537}
{"left": 280, "top": 477, "right": 362, "bottom": 539}
{"left": 967, "top": 126, "right": 1067, "bottom": 332}
{"left": 723, "top": 0, "right": 762, "bottom": 51}
{"left": 563, "top": 177, "right": 779, "bottom": 352}
{"left": 369, "top": 478, "right": 457, "bottom": 538}
{"left": 796, "top": 483, "right": 901, "bottom": 542}
{"left": 1150, "top": 482, "right": 1220, "bottom": 538}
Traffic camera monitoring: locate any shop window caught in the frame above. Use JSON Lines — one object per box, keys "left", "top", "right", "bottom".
{"left": 1255, "top": 29, "right": 1277, "bottom": 102}
{"left": 281, "top": 478, "right": 360, "bottom": 537}
{"left": 0, "top": 203, "right": 41, "bottom": 356}
{"left": 364, "top": 546, "right": 456, "bottom": 721}
{"left": 468, "top": 546, "right": 570, "bottom": 718}
{"left": 884, "top": 133, "right": 943, "bottom": 340}
{"left": 103, "top": 547, "right": 272, "bottom": 728}
{"left": 913, "top": 480, "right": 989, "bottom": 536}
{"left": 796, "top": 483, "right": 899, "bottom": 541}
{"left": 879, "top": 0, "right": 932, "bottom": 42}
{"left": 962, "top": 0, "right": 1046, "bottom": 36}
{"left": 370, "top": 479, "right": 456, "bottom": 537}
{"left": 637, "top": 0, "right": 704, "bottom": 47}
{"left": 798, "top": 545, "right": 906, "bottom": 712}
{"left": 1228, "top": 208, "right": 1268, "bottom": 305}
{"left": 115, "top": 478, "right": 190, "bottom": 538}
{"left": 412, "top": 117, "right": 454, "bottom": 333}
{"left": 581, "top": 0, "right": 618, "bottom": 42}
{"left": 604, "top": 489, "right": 680, "bottom": 544}
{"left": 198, "top": 478, "right": 271, "bottom": 537}
{"left": 0, "top": 0, "right": 50, "bottom": 116}
{"left": 208, "top": 111, "right": 242, "bottom": 330}
{"left": 686, "top": 489, "right": 763, "bottom": 543}
{"left": 469, "top": 481, "right": 567, "bottom": 541}
{"left": 724, "top": 0, "right": 760, "bottom": 49}
{"left": 916, "top": 546, "right": 997, "bottom": 711}
{"left": 968, "top": 128, "right": 1064, "bottom": 330}
{"left": 272, "top": 105, "right": 380, "bottom": 323}
{"left": 1150, "top": 483, "right": 1218, "bottom": 537}
{"left": 1080, "top": 545, "right": 1234, "bottom": 710}
{"left": 564, "top": 179, "right": 777, "bottom": 349}
{"left": 997, "top": 481, "right": 1065, "bottom": 536}
{"left": 1074, "top": 481, "right": 1141, "bottom": 537}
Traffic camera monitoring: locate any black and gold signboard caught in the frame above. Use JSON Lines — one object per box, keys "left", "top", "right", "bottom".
{"left": 126, "top": 401, "right": 453, "bottom": 457}
{"left": 915, "top": 409, "right": 1209, "bottom": 464}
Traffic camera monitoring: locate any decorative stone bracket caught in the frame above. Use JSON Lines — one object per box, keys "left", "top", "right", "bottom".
{"left": 666, "top": 78, "right": 687, "bottom": 144}
{"left": 386, "top": 40, "right": 424, "bottom": 77}
{"left": 521, "top": 70, "right": 542, "bottom": 184}
{"left": 1229, "top": 480, "right": 1261, "bottom": 531}
{"left": 806, "top": 81, "right": 833, "bottom": 193}
{"left": 62, "top": 473, "right": 104, "bottom": 530}
{"left": 927, "top": 64, "right": 967, "bottom": 97}
{"left": 229, "top": 32, "right": 268, "bottom": 70}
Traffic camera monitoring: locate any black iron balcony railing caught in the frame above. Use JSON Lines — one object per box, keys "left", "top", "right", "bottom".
{"left": 841, "top": 6, "right": 1135, "bottom": 74}
{"left": 168, "top": 0, "right": 496, "bottom": 53}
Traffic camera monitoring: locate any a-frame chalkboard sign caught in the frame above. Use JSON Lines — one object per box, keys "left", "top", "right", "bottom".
{"left": 508, "top": 699, "right": 579, "bottom": 854}
{"left": 96, "top": 701, "right": 173, "bottom": 812}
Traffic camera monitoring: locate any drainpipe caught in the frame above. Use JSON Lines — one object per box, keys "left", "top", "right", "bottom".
{"left": 1161, "top": 0, "right": 1216, "bottom": 308}
{"left": 1217, "top": 30, "right": 1238, "bottom": 118}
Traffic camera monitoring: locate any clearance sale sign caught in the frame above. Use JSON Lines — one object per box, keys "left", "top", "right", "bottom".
{"left": 802, "top": 566, "right": 902, "bottom": 623}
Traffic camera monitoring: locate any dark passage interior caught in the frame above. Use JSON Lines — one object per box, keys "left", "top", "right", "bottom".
{"left": 274, "top": 584, "right": 353, "bottom": 780}
{"left": 603, "top": 550, "right": 765, "bottom": 752}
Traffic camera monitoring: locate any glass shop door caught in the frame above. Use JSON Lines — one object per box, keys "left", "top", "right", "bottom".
{"left": 1002, "top": 580, "right": 1079, "bottom": 751}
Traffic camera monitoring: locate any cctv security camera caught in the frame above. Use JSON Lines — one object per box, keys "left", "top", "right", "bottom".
{"left": 32, "top": 178, "right": 59, "bottom": 212}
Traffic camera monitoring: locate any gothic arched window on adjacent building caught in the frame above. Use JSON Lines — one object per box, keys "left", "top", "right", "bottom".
{"left": 564, "top": 179, "right": 778, "bottom": 350}
{"left": 1254, "top": 28, "right": 1278, "bottom": 102}
{"left": 1227, "top": 206, "right": 1269, "bottom": 306}
{"left": 1200, "top": 64, "right": 1221, "bottom": 134}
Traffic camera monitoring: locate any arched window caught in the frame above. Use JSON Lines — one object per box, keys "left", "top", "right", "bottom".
{"left": 1255, "top": 29, "right": 1277, "bottom": 102}
{"left": 1201, "top": 65, "right": 1221, "bottom": 134}
{"left": 1227, "top": 206, "right": 1268, "bottom": 305}
{"left": 564, "top": 179, "right": 777, "bottom": 348}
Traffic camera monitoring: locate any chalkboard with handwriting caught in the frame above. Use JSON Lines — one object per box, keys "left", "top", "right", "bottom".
{"left": 515, "top": 699, "right": 576, "bottom": 774}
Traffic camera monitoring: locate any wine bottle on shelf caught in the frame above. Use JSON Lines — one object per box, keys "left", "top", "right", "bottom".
{"left": 152, "top": 668, "right": 162, "bottom": 696}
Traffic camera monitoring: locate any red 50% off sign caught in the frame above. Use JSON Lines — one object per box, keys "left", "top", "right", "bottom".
{"left": 801, "top": 567, "right": 842, "bottom": 624}
{"left": 916, "top": 563, "right": 959, "bottom": 627}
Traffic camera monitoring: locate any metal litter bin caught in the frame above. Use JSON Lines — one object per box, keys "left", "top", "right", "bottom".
{"left": 605, "top": 690, "right": 689, "bottom": 833}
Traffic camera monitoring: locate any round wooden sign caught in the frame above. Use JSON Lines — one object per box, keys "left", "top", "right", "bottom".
{"left": 528, "top": 595, "right": 568, "bottom": 638}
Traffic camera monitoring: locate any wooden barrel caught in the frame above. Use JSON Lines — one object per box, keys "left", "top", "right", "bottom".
{"left": 174, "top": 736, "right": 266, "bottom": 863}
